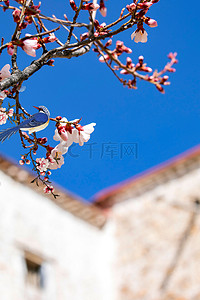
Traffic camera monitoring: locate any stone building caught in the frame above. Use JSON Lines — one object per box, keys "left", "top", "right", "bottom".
{"left": 1, "top": 145, "right": 200, "bottom": 300}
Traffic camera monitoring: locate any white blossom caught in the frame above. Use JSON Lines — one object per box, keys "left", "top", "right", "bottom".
{"left": 36, "top": 157, "right": 49, "bottom": 172}
{"left": 131, "top": 30, "right": 148, "bottom": 43}
{"left": 0, "top": 64, "right": 11, "bottom": 81}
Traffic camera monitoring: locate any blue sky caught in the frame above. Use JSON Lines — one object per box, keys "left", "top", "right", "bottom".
{"left": 0, "top": 0, "right": 199, "bottom": 200}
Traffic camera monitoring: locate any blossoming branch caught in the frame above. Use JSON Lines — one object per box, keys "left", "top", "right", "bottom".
{"left": 0, "top": 0, "right": 177, "bottom": 197}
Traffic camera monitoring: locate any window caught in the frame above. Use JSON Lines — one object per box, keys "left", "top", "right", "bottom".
{"left": 24, "top": 251, "right": 45, "bottom": 289}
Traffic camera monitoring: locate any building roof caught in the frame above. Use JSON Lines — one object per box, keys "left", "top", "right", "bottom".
{"left": 93, "top": 145, "right": 200, "bottom": 209}
{"left": 1, "top": 145, "right": 200, "bottom": 225}
{"left": 0, "top": 154, "right": 106, "bottom": 229}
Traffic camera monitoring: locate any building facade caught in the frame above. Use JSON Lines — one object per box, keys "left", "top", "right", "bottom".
{"left": 1, "top": 146, "right": 200, "bottom": 300}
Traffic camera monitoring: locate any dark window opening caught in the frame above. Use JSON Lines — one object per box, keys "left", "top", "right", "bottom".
{"left": 24, "top": 252, "right": 45, "bottom": 289}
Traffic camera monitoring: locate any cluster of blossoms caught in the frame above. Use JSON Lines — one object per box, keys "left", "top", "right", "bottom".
{"left": 7, "top": 33, "right": 57, "bottom": 57}
{"left": 0, "top": 0, "right": 177, "bottom": 196}
{"left": 0, "top": 107, "right": 14, "bottom": 125}
{"left": 98, "top": 40, "right": 132, "bottom": 62}
{"left": 69, "top": 0, "right": 106, "bottom": 15}
{"left": 17, "top": 118, "right": 95, "bottom": 196}
{"left": 95, "top": 39, "right": 177, "bottom": 92}
{"left": 35, "top": 117, "right": 96, "bottom": 171}
{"left": 127, "top": 0, "right": 159, "bottom": 43}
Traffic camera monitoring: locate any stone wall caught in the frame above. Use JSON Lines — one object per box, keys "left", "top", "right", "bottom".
{"left": 111, "top": 167, "right": 200, "bottom": 300}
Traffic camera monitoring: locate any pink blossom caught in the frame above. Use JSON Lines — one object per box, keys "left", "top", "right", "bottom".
{"left": 0, "top": 91, "right": 7, "bottom": 100}
{"left": 19, "top": 160, "right": 25, "bottom": 165}
{"left": 36, "top": 157, "right": 49, "bottom": 172}
{"left": 54, "top": 117, "right": 69, "bottom": 142}
{"left": 54, "top": 118, "right": 96, "bottom": 148}
{"left": 48, "top": 145, "right": 65, "bottom": 170}
{"left": 131, "top": 29, "right": 148, "bottom": 43}
{"left": 72, "top": 122, "right": 96, "bottom": 146}
{"left": 57, "top": 126, "right": 68, "bottom": 141}
{"left": 22, "top": 35, "right": 41, "bottom": 57}
{"left": 126, "top": 3, "right": 136, "bottom": 12}
{"left": 44, "top": 185, "right": 54, "bottom": 194}
{"left": 0, "top": 64, "right": 11, "bottom": 81}
{"left": 8, "top": 108, "right": 14, "bottom": 117}
{"left": 0, "top": 108, "right": 8, "bottom": 125}
{"left": 0, "top": 112, "right": 8, "bottom": 125}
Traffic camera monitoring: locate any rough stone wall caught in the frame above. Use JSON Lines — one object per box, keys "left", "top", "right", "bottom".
{"left": 112, "top": 167, "right": 200, "bottom": 300}
{"left": 0, "top": 171, "right": 115, "bottom": 300}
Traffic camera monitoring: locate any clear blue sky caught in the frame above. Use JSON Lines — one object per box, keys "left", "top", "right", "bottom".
{"left": 0, "top": 1, "right": 199, "bottom": 200}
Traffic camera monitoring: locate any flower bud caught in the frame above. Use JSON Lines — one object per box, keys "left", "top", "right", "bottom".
{"left": 70, "top": 0, "right": 77, "bottom": 11}
{"left": 12, "top": 8, "right": 21, "bottom": 23}
{"left": 100, "top": 0, "right": 107, "bottom": 17}
{"left": 126, "top": 3, "right": 136, "bottom": 12}
{"left": 7, "top": 43, "right": 14, "bottom": 56}
{"left": 105, "top": 39, "right": 112, "bottom": 47}
{"left": 145, "top": 18, "right": 158, "bottom": 28}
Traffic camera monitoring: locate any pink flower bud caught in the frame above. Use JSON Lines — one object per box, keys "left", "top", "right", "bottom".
{"left": 142, "top": 67, "right": 152, "bottom": 72}
{"left": 70, "top": 0, "right": 77, "bottom": 11}
{"left": 156, "top": 84, "right": 165, "bottom": 94}
{"left": 44, "top": 185, "right": 54, "bottom": 194}
{"left": 126, "top": 57, "right": 135, "bottom": 68}
{"left": 12, "top": 8, "right": 21, "bottom": 23}
{"left": 163, "top": 75, "right": 169, "bottom": 81}
{"left": 80, "top": 32, "right": 89, "bottom": 41}
{"left": 145, "top": 18, "right": 158, "bottom": 28}
{"left": 167, "top": 67, "right": 176, "bottom": 72}
{"left": 105, "top": 39, "right": 112, "bottom": 47}
{"left": 100, "top": 0, "right": 107, "bottom": 17}
{"left": 4, "top": 0, "right": 9, "bottom": 6}
{"left": 99, "top": 54, "right": 110, "bottom": 62}
{"left": 123, "top": 46, "right": 132, "bottom": 54}
{"left": 126, "top": 57, "right": 132, "bottom": 64}
{"left": 82, "top": 3, "right": 100, "bottom": 11}
{"left": 120, "top": 69, "right": 129, "bottom": 75}
{"left": 43, "top": 34, "right": 57, "bottom": 43}
{"left": 7, "top": 44, "right": 14, "bottom": 56}
{"left": 139, "top": 56, "right": 144, "bottom": 65}
{"left": 126, "top": 3, "right": 136, "bottom": 12}
{"left": 8, "top": 108, "right": 14, "bottom": 117}
{"left": 46, "top": 59, "right": 54, "bottom": 66}
{"left": 58, "top": 126, "right": 68, "bottom": 141}
{"left": 137, "top": 2, "right": 152, "bottom": 9}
